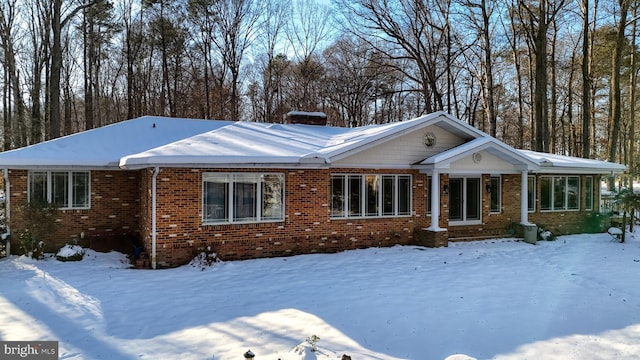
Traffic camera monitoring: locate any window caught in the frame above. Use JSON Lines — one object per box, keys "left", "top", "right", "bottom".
{"left": 449, "top": 177, "right": 481, "bottom": 223}
{"left": 28, "top": 171, "right": 90, "bottom": 209}
{"left": 528, "top": 176, "right": 536, "bottom": 212}
{"left": 490, "top": 176, "right": 501, "bottom": 213}
{"left": 585, "top": 176, "right": 593, "bottom": 211}
{"left": 203, "top": 173, "right": 284, "bottom": 224}
{"left": 540, "top": 176, "right": 580, "bottom": 211}
{"left": 331, "top": 174, "right": 412, "bottom": 218}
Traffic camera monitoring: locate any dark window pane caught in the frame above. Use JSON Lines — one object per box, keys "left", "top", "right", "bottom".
{"left": 331, "top": 176, "right": 345, "bottom": 217}
{"left": 490, "top": 177, "right": 500, "bottom": 213}
{"left": 51, "top": 172, "right": 68, "bottom": 207}
{"left": 398, "top": 176, "right": 411, "bottom": 215}
{"left": 204, "top": 181, "right": 228, "bottom": 221}
{"left": 234, "top": 182, "right": 257, "bottom": 221}
{"left": 30, "top": 172, "right": 48, "bottom": 205}
{"left": 466, "top": 178, "right": 480, "bottom": 220}
{"left": 528, "top": 176, "right": 536, "bottom": 212}
{"left": 585, "top": 176, "right": 593, "bottom": 210}
{"left": 72, "top": 172, "right": 90, "bottom": 208}
{"left": 262, "top": 174, "right": 284, "bottom": 220}
{"left": 382, "top": 176, "right": 395, "bottom": 215}
{"left": 553, "top": 177, "right": 566, "bottom": 209}
{"left": 348, "top": 176, "right": 362, "bottom": 216}
{"left": 449, "top": 178, "right": 463, "bottom": 221}
{"left": 366, "top": 175, "right": 379, "bottom": 216}
{"left": 540, "top": 177, "right": 551, "bottom": 210}
{"left": 568, "top": 176, "right": 579, "bottom": 210}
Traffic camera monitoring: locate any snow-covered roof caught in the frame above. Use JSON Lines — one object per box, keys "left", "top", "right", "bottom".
{"left": 0, "top": 113, "right": 627, "bottom": 175}
{"left": 0, "top": 116, "right": 227, "bottom": 168}
{"left": 520, "top": 150, "right": 626, "bottom": 174}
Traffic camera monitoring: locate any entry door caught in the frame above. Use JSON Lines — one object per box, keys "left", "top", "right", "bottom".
{"left": 449, "top": 177, "right": 481, "bottom": 222}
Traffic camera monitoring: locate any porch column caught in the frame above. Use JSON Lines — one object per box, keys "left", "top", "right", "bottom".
{"left": 520, "top": 170, "right": 530, "bottom": 225}
{"left": 427, "top": 170, "right": 444, "bottom": 231}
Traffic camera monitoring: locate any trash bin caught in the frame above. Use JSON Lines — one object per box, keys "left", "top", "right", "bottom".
{"left": 523, "top": 224, "right": 538, "bottom": 244}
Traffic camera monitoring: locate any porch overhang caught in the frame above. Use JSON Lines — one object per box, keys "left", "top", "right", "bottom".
{"left": 412, "top": 137, "right": 539, "bottom": 173}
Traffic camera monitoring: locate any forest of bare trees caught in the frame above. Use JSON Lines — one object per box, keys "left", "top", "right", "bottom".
{"left": 1, "top": 0, "right": 639, "bottom": 176}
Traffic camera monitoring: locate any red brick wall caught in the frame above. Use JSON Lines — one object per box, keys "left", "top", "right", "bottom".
{"left": 7, "top": 170, "right": 141, "bottom": 252}
{"left": 141, "top": 168, "right": 431, "bottom": 267}
{"left": 447, "top": 174, "right": 602, "bottom": 241}
{"left": 528, "top": 174, "right": 602, "bottom": 235}
{"left": 6, "top": 168, "right": 603, "bottom": 266}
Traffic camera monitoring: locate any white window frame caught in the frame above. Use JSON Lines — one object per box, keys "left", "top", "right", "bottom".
{"left": 585, "top": 176, "right": 593, "bottom": 211}
{"left": 331, "top": 174, "right": 412, "bottom": 219}
{"left": 489, "top": 175, "right": 501, "bottom": 214}
{"left": 202, "top": 172, "right": 285, "bottom": 225}
{"left": 28, "top": 171, "right": 91, "bottom": 210}
{"left": 448, "top": 176, "right": 482, "bottom": 226}
{"left": 540, "top": 175, "right": 580, "bottom": 212}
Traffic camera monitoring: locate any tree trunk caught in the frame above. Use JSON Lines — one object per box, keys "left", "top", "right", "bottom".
{"left": 50, "top": 0, "right": 62, "bottom": 139}
{"left": 629, "top": 3, "right": 637, "bottom": 184}
{"left": 581, "top": 0, "right": 591, "bottom": 158}
{"left": 608, "top": 0, "right": 631, "bottom": 190}
{"left": 534, "top": 1, "right": 549, "bottom": 152}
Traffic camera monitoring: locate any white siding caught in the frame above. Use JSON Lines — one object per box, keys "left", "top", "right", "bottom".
{"left": 449, "top": 151, "right": 517, "bottom": 172}
{"left": 333, "top": 125, "right": 466, "bottom": 167}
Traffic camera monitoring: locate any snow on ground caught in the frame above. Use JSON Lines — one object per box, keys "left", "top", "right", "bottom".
{"left": 0, "top": 230, "right": 639, "bottom": 360}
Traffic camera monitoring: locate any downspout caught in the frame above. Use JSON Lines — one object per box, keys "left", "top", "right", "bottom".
{"left": 3, "top": 169, "right": 10, "bottom": 255}
{"left": 151, "top": 167, "right": 160, "bottom": 269}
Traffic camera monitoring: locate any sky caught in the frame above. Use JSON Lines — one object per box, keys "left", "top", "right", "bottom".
{"left": 0, "top": 229, "right": 639, "bottom": 359}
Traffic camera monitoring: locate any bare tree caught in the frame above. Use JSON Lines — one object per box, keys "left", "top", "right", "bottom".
{"left": 336, "top": 0, "right": 453, "bottom": 114}
{"left": 285, "top": 0, "right": 333, "bottom": 112}
{"left": 50, "top": 0, "right": 98, "bottom": 138}
{"left": 0, "top": 0, "right": 24, "bottom": 149}
{"left": 517, "top": 0, "right": 567, "bottom": 152}
{"left": 608, "top": 0, "right": 631, "bottom": 174}
{"left": 258, "top": 0, "right": 290, "bottom": 122}
{"left": 456, "top": 0, "right": 498, "bottom": 137}
{"left": 323, "top": 37, "right": 378, "bottom": 127}
{"left": 580, "top": 0, "right": 596, "bottom": 158}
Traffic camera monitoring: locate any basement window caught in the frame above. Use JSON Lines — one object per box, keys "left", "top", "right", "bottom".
{"left": 202, "top": 173, "right": 284, "bottom": 224}
{"left": 28, "top": 171, "right": 90, "bottom": 209}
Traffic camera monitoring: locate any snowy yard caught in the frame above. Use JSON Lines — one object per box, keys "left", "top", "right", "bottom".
{"left": 0, "top": 231, "right": 639, "bottom": 360}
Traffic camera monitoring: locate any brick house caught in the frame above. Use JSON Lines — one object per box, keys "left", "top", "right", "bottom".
{"left": 0, "top": 112, "right": 625, "bottom": 268}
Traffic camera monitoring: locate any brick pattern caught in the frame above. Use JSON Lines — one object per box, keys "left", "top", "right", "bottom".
{"left": 446, "top": 174, "right": 601, "bottom": 240}
{"left": 6, "top": 168, "right": 602, "bottom": 267}
{"left": 7, "top": 170, "right": 140, "bottom": 252}
{"left": 143, "top": 168, "right": 430, "bottom": 267}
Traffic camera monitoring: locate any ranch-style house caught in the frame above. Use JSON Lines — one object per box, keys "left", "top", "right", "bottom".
{"left": 0, "top": 111, "right": 625, "bottom": 268}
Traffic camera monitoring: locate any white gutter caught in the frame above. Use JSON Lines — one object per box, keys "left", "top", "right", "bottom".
{"left": 2, "top": 169, "right": 10, "bottom": 255}
{"left": 151, "top": 167, "right": 160, "bottom": 269}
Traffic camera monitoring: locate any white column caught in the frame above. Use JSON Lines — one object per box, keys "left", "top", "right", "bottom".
{"left": 520, "top": 170, "right": 530, "bottom": 225}
{"left": 428, "top": 170, "right": 443, "bottom": 231}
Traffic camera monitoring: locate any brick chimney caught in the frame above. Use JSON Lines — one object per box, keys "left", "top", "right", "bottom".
{"left": 285, "top": 111, "right": 327, "bottom": 126}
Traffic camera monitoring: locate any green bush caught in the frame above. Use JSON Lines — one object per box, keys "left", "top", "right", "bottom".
{"left": 580, "top": 212, "right": 610, "bottom": 233}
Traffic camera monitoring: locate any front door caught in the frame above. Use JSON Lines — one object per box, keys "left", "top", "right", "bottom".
{"left": 449, "top": 177, "right": 481, "bottom": 223}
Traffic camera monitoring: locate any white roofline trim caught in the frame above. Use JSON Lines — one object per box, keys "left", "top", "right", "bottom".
{"left": 416, "top": 137, "right": 539, "bottom": 170}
